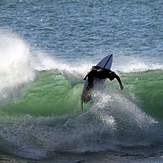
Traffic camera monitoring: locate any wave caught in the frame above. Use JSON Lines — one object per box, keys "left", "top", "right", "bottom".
{"left": 0, "top": 30, "right": 163, "bottom": 119}
{"left": 0, "top": 79, "right": 163, "bottom": 159}
{"left": 1, "top": 69, "right": 163, "bottom": 120}
{"left": 0, "top": 30, "right": 163, "bottom": 160}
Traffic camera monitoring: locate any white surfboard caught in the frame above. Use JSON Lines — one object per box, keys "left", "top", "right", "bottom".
{"left": 96, "top": 54, "right": 113, "bottom": 70}
{"left": 81, "top": 55, "right": 113, "bottom": 109}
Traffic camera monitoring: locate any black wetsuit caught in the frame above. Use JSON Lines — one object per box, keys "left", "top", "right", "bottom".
{"left": 84, "top": 66, "right": 121, "bottom": 90}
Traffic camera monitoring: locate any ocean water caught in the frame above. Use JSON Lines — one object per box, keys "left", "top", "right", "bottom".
{"left": 0, "top": 0, "right": 163, "bottom": 162}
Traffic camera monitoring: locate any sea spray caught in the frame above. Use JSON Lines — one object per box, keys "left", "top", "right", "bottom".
{"left": 0, "top": 29, "right": 35, "bottom": 104}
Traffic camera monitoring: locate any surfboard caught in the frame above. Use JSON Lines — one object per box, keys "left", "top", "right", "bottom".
{"left": 81, "top": 55, "right": 113, "bottom": 109}
{"left": 96, "top": 54, "right": 113, "bottom": 70}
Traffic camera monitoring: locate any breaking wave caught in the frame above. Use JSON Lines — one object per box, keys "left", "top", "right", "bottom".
{"left": 0, "top": 30, "right": 163, "bottom": 160}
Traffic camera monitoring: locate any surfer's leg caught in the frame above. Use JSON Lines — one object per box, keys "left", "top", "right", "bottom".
{"left": 87, "top": 76, "right": 94, "bottom": 89}
{"left": 81, "top": 87, "right": 92, "bottom": 104}
{"left": 81, "top": 100, "right": 83, "bottom": 111}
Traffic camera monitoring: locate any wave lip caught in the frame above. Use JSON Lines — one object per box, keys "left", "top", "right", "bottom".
{"left": 113, "top": 56, "right": 163, "bottom": 73}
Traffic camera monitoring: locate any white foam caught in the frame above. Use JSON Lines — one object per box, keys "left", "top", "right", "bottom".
{"left": 113, "top": 55, "right": 163, "bottom": 72}
{"left": 31, "top": 52, "right": 92, "bottom": 75}
{"left": 0, "top": 29, "right": 35, "bottom": 100}
{"left": 32, "top": 53, "right": 163, "bottom": 75}
{"left": 114, "top": 61, "right": 163, "bottom": 73}
{"left": 93, "top": 91, "right": 157, "bottom": 128}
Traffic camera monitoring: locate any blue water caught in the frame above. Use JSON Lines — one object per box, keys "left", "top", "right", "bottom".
{"left": 1, "top": 0, "right": 163, "bottom": 61}
{"left": 0, "top": 0, "right": 163, "bottom": 162}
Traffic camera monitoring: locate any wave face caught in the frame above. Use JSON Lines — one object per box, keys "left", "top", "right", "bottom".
{"left": 1, "top": 70, "right": 82, "bottom": 115}
{"left": 122, "top": 70, "right": 163, "bottom": 120}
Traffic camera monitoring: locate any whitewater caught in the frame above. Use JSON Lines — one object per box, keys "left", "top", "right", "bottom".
{"left": 0, "top": 0, "right": 163, "bottom": 162}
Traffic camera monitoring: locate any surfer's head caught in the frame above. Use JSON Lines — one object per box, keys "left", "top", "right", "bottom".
{"left": 91, "top": 66, "right": 101, "bottom": 70}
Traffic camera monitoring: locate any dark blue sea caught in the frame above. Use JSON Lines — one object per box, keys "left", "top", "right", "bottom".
{"left": 0, "top": 0, "right": 163, "bottom": 162}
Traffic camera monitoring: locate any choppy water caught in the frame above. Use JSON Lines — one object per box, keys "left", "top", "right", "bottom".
{"left": 0, "top": 0, "right": 163, "bottom": 162}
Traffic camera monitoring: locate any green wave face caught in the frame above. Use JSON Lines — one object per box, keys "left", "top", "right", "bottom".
{"left": 1, "top": 69, "right": 163, "bottom": 119}
{"left": 2, "top": 70, "right": 83, "bottom": 116}
{"left": 122, "top": 70, "right": 163, "bottom": 120}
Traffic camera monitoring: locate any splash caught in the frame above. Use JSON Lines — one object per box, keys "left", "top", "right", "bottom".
{"left": 0, "top": 29, "right": 35, "bottom": 104}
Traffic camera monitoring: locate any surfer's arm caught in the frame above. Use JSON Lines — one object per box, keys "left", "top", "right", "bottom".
{"left": 84, "top": 66, "right": 99, "bottom": 80}
{"left": 114, "top": 73, "right": 124, "bottom": 90}
{"left": 83, "top": 73, "right": 88, "bottom": 80}
{"left": 83, "top": 70, "right": 93, "bottom": 80}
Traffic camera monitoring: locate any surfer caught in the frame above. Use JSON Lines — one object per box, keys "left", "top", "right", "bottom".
{"left": 84, "top": 66, "right": 124, "bottom": 91}
{"left": 81, "top": 54, "right": 124, "bottom": 111}
{"left": 81, "top": 66, "right": 124, "bottom": 110}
